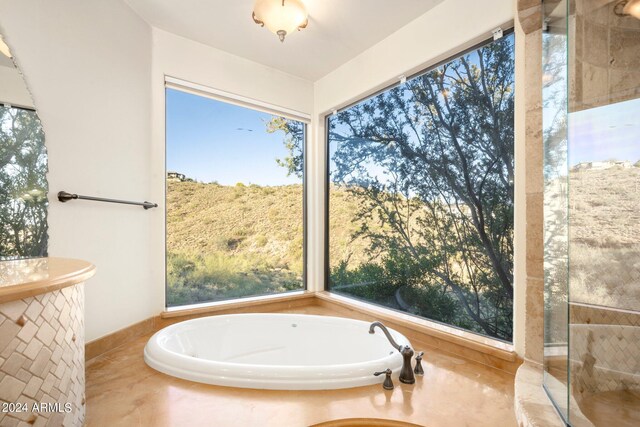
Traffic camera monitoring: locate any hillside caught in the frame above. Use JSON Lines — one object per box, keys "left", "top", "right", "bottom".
{"left": 568, "top": 166, "right": 640, "bottom": 310}
{"left": 167, "top": 181, "right": 376, "bottom": 269}
{"left": 166, "top": 181, "right": 375, "bottom": 305}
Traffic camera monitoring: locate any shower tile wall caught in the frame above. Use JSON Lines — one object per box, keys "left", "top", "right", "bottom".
{"left": 570, "top": 305, "right": 640, "bottom": 397}
{"left": 570, "top": 0, "right": 640, "bottom": 111}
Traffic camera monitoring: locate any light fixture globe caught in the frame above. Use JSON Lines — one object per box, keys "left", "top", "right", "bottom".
{"left": 615, "top": 0, "right": 640, "bottom": 19}
{"left": 624, "top": 0, "right": 640, "bottom": 18}
{"left": 0, "top": 35, "right": 12, "bottom": 58}
{"left": 252, "top": 0, "right": 308, "bottom": 42}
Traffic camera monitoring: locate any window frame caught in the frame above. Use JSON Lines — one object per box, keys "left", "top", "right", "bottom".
{"left": 0, "top": 103, "right": 48, "bottom": 260}
{"left": 164, "top": 80, "right": 309, "bottom": 310}
{"left": 323, "top": 30, "right": 515, "bottom": 341}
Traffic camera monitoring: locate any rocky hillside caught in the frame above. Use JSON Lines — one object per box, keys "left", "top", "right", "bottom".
{"left": 166, "top": 181, "right": 376, "bottom": 274}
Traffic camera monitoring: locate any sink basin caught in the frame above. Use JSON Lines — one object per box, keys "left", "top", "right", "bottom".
{"left": 310, "top": 419, "right": 425, "bottom": 427}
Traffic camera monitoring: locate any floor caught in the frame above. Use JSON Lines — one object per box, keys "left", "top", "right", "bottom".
{"left": 579, "top": 390, "right": 640, "bottom": 427}
{"left": 85, "top": 305, "right": 518, "bottom": 427}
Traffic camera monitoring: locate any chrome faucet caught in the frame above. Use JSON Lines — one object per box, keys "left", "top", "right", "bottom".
{"left": 369, "top": 321, "right": 415, "bottom": 384}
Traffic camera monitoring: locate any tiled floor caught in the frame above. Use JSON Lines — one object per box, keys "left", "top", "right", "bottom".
{"left": 85, "top": 305, "right": 517, "bottom": 427}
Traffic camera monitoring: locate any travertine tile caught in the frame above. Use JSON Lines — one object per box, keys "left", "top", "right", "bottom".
{"left": 35, "top": 322, "right": 55, "bottom": 347}
{"left": 17, "top": 320, "right": 38, "bottom": 343}
{"left": 23, "top": 338, "right": 43, "bottom": 360}
{"left": 524, "top": 278, "right": 545, "bottom": 363}
{"left": 518, "top": 0, "right": 543, "bottom": 34}
{"left": 1, "top": 300, "right": 27, "bottom": 322}
{"left": 0, "top": 320, "right": 21, "bottom": 352}
{"left": 30, "top": 347, "right": 53, "bottom": 377}
{"left": 0, "top": 375, "right": 26, "bottom": 401}
{"left": 15, "top": 368, "right": 30, "bottom": 383}
{"left": 515, "top": 363, "right": 566, "bottom": 427}
{"left": 24, "top": 299, "right": 43, "bottom": 321}
{"left": 518, "top": 0, "right": 541, "bottom": 11}
{"left": 0, "top": 285, "right": 85, "bottom": 427}
{"left": 582, "top": 22, "right": 609, "bottom": 67}
{"left": 1, "top": 353, "right": 27, "bottom": 376}
{"left": 1, "top": 336, "right": 20, "bottom": 359}
{"left": 23, "top": 376, "right": 44, "bottom": 398}
{"left": 580, "top": 63, "right": 609, "bottom": 107}
{"left": 609, "top": 27, "right": 640, "bottom": 70}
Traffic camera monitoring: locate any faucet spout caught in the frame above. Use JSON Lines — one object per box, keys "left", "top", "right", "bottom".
{"left": 369, "top": 321, "right": 402, "bottom": 351}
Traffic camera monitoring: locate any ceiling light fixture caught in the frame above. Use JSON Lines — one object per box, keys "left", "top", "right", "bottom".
{"left": 252, "top": 0, "right": 308, "bottom": 43}
{"left": 0, "top": 36, "right": 12, "bottom": 58}
{"left": 615, "top": 0, "right": 640, "bottom": 19}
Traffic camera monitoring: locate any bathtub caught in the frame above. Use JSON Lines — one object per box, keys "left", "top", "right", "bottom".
{"left": 144, "top": 313, "right": 410, "bottom": 390}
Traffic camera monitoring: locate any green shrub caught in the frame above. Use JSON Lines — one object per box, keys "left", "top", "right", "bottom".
{"left": 166, "top": 250, "right": 303, "bottom": 307}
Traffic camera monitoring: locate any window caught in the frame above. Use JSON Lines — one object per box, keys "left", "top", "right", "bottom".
{"left": 0, "top": 105, "right": 47, "bottom": 259}
{"left": 165, "top": 87, "right": 306, "bottom": 308}
{"left": 326, "top": 33, "right": 515, "bottom": 342}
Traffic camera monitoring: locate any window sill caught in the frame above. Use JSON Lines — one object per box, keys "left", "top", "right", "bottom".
{"left": 316, "top": 291, "right": 518, "bottom": 364}
{"left": 162, "top": 291, "right": 314, "bottom": 318}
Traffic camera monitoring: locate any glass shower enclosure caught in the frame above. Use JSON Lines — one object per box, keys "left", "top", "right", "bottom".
{"left": 543, "top": 0, "right": 640, "bottom": 426}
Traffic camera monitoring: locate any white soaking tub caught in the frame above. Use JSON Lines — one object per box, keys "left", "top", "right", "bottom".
{"left": 144, "top": 313, "right": 410, "bottom": 390}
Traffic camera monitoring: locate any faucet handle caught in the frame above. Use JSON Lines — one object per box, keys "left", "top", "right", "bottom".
{"left": 414, "top": 351, "right": 424, "bottom": 376}
{"left": 373, "top": 368, "right": 394, "bottom": 390}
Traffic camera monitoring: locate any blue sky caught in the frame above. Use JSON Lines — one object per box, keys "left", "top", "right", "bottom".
{"left": 166, "top": 88, "right": 301, "bottom": 186}
{"left": 569, "top": 97, "right": 640, "bottom": 166}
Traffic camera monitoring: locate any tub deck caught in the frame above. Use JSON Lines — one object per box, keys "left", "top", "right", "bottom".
{"left": 85, "top": 304, "right": 517, "bottom": 427}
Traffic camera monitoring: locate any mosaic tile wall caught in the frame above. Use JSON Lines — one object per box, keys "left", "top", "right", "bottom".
{"left": 0, "top": 284, "right": 85, "bottom": 427}
{"left": 570, "top": 304, "right": 640, "bottom": 398}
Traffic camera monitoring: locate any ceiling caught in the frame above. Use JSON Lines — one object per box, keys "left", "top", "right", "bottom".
{"left": 125, "top": 0, "right": 444, "bottom": 81}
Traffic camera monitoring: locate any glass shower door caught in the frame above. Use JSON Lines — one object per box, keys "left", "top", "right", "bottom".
{"left": 542, "top": 0, "right": 570, "bottom": 422}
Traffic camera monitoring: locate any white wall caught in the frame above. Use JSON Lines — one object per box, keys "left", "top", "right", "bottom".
{"left": 0, "top": 0, "right": 153, "bottom": 341}
{"left": 0, "top": 63, "right": 34, "bottom": 108}
{"left": 149, "top": 29, "right": 314, "bottom": 312}
{"left": 313, "top": 0, "right": 514, "bottom": 115}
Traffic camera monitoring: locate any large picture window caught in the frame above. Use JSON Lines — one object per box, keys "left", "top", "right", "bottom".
{"left": 327, "top": 33, "right": 515, "bottom": 342}
{"left": 165, "top": 87, "right": 306, "bottom": 308}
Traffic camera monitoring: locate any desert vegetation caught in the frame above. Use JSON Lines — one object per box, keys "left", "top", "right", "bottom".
{"left": 166, "top": 181, "right": 378, "bottom": 306}
{"left": 166, "top": 182, "right": 304, "bottom": 306}
{"left": 569, "top": 166, "right": 640, "bottom": 311}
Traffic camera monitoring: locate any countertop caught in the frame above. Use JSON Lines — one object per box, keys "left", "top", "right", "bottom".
{"left": 0, "top": 257, "right": 95, "bottom": 303}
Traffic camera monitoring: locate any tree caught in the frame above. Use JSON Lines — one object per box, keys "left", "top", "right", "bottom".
{"left": 325, "top": 35, "right": 515, "bottom": 340}
{"left": 541, "top": 30, "right": 569, "bottom": 343}
{"left": 0, "top": 106, "right": 48, "bottom": 258}
{"left": 327, "top": 36, "right": 514, "bottom": 340}
{"left": 266, "top": 116, "right": 304, "bottom": 179}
